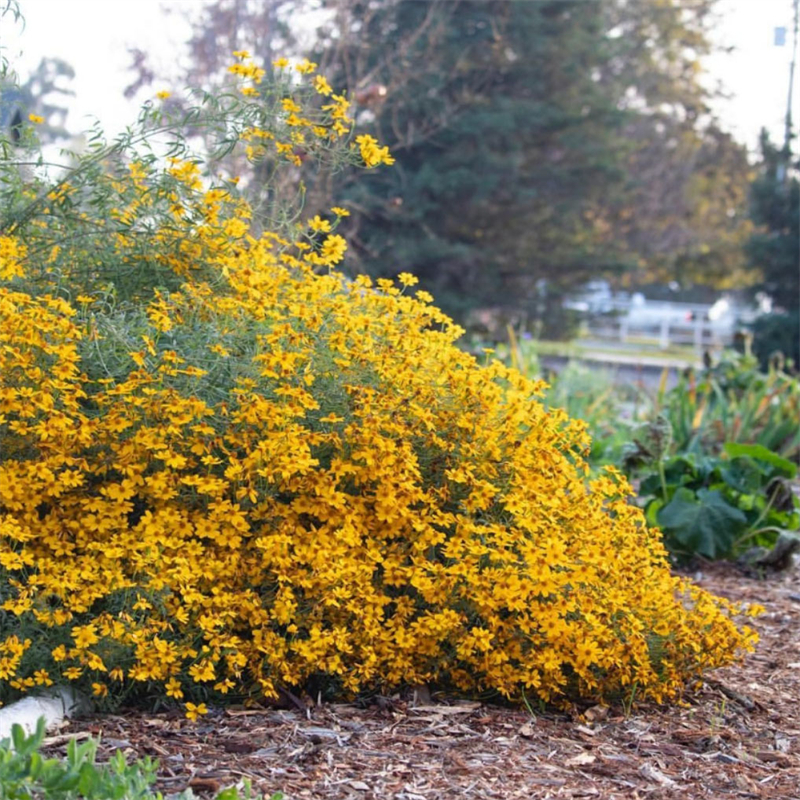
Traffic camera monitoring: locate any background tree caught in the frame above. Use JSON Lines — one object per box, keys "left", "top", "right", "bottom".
{"left": 745, "top": 131, "right": 800, "bottom": 368}
{"left": 311, "top": 0, "right": 752, "bottom": 332}
{"left": 128, "top": 0, "right": 755, "bottom": 336}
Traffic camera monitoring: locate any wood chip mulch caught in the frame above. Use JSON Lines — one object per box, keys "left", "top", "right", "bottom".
{"left": 44, "top": 562, "right": 800, "bottom": 799}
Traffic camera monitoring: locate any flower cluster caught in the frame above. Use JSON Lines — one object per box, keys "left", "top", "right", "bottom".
{"left": 0, "top": 57, "right": 756, "bottom": 715}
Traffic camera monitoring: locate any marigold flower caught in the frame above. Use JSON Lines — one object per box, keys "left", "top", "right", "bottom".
{"left": 313, "top": 75, "right": 333, "bottom": 96}
{"left": 308, "top": 215, "right": 331, "bottom": 233}
{"left": 295, "top": 58, "right": 317, "bottom": 74}
{"left": 397, "top": 272, "right": 419, "bottom": 287}
{"left": 184, "top": 702, "right": 208, "bottom": 720}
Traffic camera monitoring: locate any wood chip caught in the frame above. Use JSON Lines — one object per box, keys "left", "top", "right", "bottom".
{"left": 519, "top": 722, "right": 536, "bottom": 738}
{"left": 566, "top": 752, "right": 597, "bottom": 767}
{"left": 639, "top": 762, "right": 678, "bottom": 787}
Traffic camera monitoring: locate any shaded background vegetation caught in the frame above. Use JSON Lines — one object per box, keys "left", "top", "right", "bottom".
{"left": 114, "top": 0, "right": 799, "bottom": 348}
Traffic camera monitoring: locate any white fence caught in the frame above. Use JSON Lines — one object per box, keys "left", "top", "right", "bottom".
{"left": 579, "top": 298, "right": 738, "bottom": 354}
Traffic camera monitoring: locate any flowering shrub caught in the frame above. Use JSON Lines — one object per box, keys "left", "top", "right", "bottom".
{"left": 0, "top": 53, "right": 757, "bottom": 713}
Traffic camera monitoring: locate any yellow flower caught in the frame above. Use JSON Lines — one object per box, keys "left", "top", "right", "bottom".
{"left": 51, "top": 645, "right": 68, "bottom": 662}
{"left": 184, "top": 702, "right": 208, "bottom": 721}
{"left": 319, "top": 234, "right": 347, "bottom": 264}
{"left": 331, "top": 206, "right": 350, "bottom": 217}
{"left": 33, "top": 669, "right": 54, "bottom": 687}
{"left": 397, "top": 272, "right": 419, "bottom": 287}
{"left": 295, "top": 58, "right": 317, "bottom": 74}
{"left": 272, "top": 57, "right": 289, "bottom": 68}
{"left": 165, "top": 677, "right": 184, "bottom": 698}
{"left": 313, "top": 75, "right": 333, "bottom": 96}
{"left": 308, "top": 215, "right": 331, "bottom": 233}
{"left": 232, "top": 50, "right": 251, "bottom": 59}
{"left": 0, "top": 235, "right": 27, "bottom": 280}
{"left": 28, "top": 113, "right": 44, "bottom": 124}
{"left": 281, "top": 98, "right": 302, "bottom": 114}
{"left": 156, "top": 91, "right": 171, "bottom": 100}
{"left": 355, "top": 134, "right": 395, "bottom": 168}
{"left": 92, "top": 682, "right": 109, "bottom": 698}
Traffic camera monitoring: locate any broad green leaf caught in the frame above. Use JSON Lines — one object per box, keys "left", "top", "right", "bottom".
{"left": 719, "top": 459, "right": 762, "bottom": 494}
{"left": 723, "top": 442, "right": 797, "bottom": 478}
{"left": 645, "top": 497, "right": 664, "bottom": 527}
{"left": 657, "top": 488, "right": 747, "bottom": 559}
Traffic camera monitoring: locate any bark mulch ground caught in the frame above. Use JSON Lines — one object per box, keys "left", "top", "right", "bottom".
{"left": 43, "top": 562, "right": 800, "bottom": 800}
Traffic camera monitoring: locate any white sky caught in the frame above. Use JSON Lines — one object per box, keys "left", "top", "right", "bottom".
{"left": 0, "top": 0, "right": 798, "bottom": 155}
{"left": 708, "top": 0, "right": 797, "bottom": 153}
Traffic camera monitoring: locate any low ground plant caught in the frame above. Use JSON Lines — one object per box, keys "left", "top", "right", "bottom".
{"left": 0, "top": 32, "right": 758, "bottom": 714}
{"left": 624, "top": 419, "right": 800, "bottom": 561}
{"left": 0, "top": 719, "right": 279, "bottom": 800}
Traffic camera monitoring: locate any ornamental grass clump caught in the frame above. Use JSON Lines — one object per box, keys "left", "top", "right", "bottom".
{"left": 0, "top": 50, "right": 757, "bottom": 714}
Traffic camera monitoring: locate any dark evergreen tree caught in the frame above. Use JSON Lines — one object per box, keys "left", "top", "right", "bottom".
{"left": 314, "top": 0, "right": 635, "bottom": 328}
{"left": 126, "top": 0, "right": 754, "bottom": 335}
{"left": 313, "top": 0, "right": 751, "bottom": 332}
{"left": 745, "top": 131, "right": 799, "bottom": 368}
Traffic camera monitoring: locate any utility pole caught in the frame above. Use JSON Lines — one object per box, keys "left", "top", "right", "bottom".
{"left": 794, "top": 0, "right": 800, "bottom": 367}
{"left": 784, "top": 0, "right": 799, "bottom": 156}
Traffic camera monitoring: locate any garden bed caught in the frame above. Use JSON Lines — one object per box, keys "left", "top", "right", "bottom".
{"left": 41, "top": 563, "right": 800, "bottom": 800}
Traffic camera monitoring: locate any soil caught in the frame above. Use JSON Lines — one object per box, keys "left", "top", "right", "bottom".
{"left": 43, "top": 562, "right": 800, "bottom": 799}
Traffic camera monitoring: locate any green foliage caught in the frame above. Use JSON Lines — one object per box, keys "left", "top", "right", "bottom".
{"left": 657, "top": 486, "right": 747, "bottom": 561}
{"left": 0, "top": 56, "right": 362, "bottom": 307}
{"left": 622, "top": 353, "right": 800, "bottom": 562}
{"left": 746, "top": 132, "right": 799, "bottom": 313}
{"left": 494, "top": 332, "right": 648, "bottom": 467}
{"left": 747, "top": 311, "right": 799, "bottom": 373}
{"left": 655, "top": 352, "right": 800, "bottom": 462}
{"left": 630, "top": 429, "right": 799, "bottom": 561}
{"left": 490, "top": 337, "right": 800, "bottom": 562}
{"left": 0, "top": 718, "right": 281, "bottom": 800}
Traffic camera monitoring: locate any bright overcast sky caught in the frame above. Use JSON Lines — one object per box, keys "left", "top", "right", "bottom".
{"left": 1, "top": 0, "right": 798, "bottom": 155}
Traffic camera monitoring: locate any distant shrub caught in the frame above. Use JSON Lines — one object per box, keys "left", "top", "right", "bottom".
{"left": 747, "top": 311, "right": 799, "bottom": 374}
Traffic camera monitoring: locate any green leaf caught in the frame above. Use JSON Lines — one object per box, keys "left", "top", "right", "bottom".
{"left": 719, "top": 459, "right": 763, "bottom": 494}
{"left": 723, "top": 442, "right": 797, "bottom": 478}
{"left": 644, "top": 497, "right": 664, "bottom": 527}
{"left": 657, "top": 488, "right": 747, "bottom": 559}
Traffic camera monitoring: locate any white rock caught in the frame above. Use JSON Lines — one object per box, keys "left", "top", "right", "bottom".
{"left": 0, "top": 687, "right": 86, "bottom": 740}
